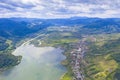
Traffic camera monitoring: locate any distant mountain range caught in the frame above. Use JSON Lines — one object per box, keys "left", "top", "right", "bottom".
{"left": 0, "top": 17, "right": 120, "bottom": 38}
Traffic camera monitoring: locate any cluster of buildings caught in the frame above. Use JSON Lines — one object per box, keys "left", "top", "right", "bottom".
{"left": 47, "top": 26, "right": 77, "bottom": 32}
{"left": 70, "top": 40, "right": 87, "bottom": 80}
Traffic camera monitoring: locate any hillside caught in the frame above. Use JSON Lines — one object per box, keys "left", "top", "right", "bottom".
{"left": 0, "top": 18, "right": 120, "bottom": 39}
{"left": 0, "top": 37, "right": 21, "bottom": 71}
{"left": 84, "top": 36, "right": 120, "bottom": 80}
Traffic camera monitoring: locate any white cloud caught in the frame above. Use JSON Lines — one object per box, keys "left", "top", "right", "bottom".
{"left": 0, "top": 0, "right": 120, "bottom": 18}
{"left": 68, "top": 4, "right": 91, "bottom": 13}
{"left": 13, "top": 0, "right": 41, "bottom": 5}
{"left": 31, "top": 5, "right": 44, "bottom": 11}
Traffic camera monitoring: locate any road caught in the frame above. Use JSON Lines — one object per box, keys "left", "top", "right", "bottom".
{"left": 21, "top": 34, "right": 47, "bottom": 46}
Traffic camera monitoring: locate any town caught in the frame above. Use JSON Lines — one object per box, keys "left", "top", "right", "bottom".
{"left": 70, "top": 39, "right": 87, "bottom": 80}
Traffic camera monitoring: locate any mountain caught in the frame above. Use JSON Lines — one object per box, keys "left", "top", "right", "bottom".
{"left": 0, "top": 18, "right": 51, "bottom": 38}
{"left": 0, "top": 17, "right": 120, "bottom": 38}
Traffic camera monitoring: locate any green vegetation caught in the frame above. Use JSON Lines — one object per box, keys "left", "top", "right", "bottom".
{"left": 0, "top": 37, "right": 22, "bottom": 72}
{"left": 0, "top": 54, "right": 22, "bottom": 70}
{"left": 0, "top": 37, "right": 9, "bottom": 51}
{"left": 38, "top": 31, "right": 79, "bottom": 47}
{"left": 84, "top": 35, "right": 120, "bottom": 80}
{"left": 61, "top": 72, "right": 72, "bottom": 80}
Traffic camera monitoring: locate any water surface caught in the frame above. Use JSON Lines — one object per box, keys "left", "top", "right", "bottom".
{"left": 0, "top": 44, "right": 66, "bottom": 80}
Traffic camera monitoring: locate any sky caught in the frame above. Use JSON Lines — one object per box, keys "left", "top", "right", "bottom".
{"left": 0, "top": 0, "right": 120, "bottom": 18}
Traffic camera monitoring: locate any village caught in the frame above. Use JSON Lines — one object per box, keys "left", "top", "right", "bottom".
{"left": 70, "top": 39, "right": 87, "bottom": 80}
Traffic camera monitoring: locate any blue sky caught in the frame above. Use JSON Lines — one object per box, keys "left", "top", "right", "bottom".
{"left": 0, "top": 0, "right": 120, "bottom": 18}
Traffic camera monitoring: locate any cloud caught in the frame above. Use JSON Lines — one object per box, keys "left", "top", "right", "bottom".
{"left": 0, "top": 0, "right": 120, "bottom": 18}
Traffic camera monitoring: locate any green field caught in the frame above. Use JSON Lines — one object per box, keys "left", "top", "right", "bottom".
{"left": 84, "top": 34, "right": 120, "bottom": 80}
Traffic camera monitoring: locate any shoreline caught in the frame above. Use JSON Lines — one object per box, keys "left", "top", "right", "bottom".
{"left": 15, "top": 39, "right": 68, "bottom": 80}
{"left": 60, "top": 72, "right": 67, "bottom": 80}
{"left": 12, "top": 36, "right": 70, "bottom": 80}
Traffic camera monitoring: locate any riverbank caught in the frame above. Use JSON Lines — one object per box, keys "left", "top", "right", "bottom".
{"left": 12, "top": 31, "right": 83, "bottom": 80}
{"left": 0, "top": 41, "right": 66, "bottom": 80}
{"left": 60, "top": 72, "right": 73, "bottom": 80}
{"left": 60, "top": 39, "right": 87, "bottom": 80}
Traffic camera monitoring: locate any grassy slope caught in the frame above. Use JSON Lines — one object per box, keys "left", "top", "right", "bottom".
{"left": 84, "top": 34, "right": 120, "bottom": 80}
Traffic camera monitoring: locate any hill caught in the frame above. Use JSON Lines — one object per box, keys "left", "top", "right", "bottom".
{"left": 84, "top": 36, "right": 120, "bottom": 80}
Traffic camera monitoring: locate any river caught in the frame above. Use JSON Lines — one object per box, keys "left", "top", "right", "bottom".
{"left": 0, "top": 43, "right": 66, "bottom": 80}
